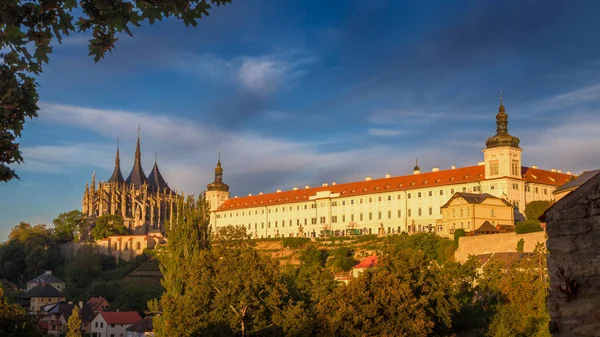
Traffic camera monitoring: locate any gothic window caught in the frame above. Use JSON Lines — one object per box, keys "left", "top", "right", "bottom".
{"left": 490, "top": 160, "right": 499, "bottom": 175}
{"left": 512, "top": 160, "right": 519, "bottom": 176}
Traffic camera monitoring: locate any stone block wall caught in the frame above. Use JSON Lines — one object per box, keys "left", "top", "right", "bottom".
{"left": 545, "top": 178, "right": 600, "bottom": 336}
{"left": 455, "top": 231, "right": 546, "bottom": 263}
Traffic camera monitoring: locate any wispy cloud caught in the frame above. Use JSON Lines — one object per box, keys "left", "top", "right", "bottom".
{"left": 368, "top": 128, "right": 405, "bottom": 137}
{"left": 533, "top": 83, "right": 600, "bottom": 112}
{"left": 168, "top": 51, "right": 317, "bottom": 95}
{"left": 367, "top": 108, "right": 489, "bottom": 125}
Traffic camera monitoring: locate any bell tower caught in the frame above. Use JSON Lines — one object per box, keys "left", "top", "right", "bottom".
{"left": 206, "top": 154, "right": 230, "bottom": 222}
{"left": 483, "top": 92, "right": 522, "bottom": 179}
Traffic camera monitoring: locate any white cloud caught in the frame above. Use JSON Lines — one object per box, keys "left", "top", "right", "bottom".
{"left": 28, "top": 102, "right": 600, "bottom": 198}
{"left": 530, "top": 83, "right": 600, "bottom": 113}
{"left": 368, "top": 128, "right": 405, "bottom": 137}
{"left": 168, "top": 51, "right": 316, "bottom": 95}
{"left": 367, "top": 108, "right": 489, "bottom": 125}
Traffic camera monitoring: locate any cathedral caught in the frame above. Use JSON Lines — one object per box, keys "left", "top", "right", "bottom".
{"left": 82, "top": 129, "right": 180, "bottom": 235}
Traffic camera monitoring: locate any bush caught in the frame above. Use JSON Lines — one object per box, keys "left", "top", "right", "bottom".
{"left": 515, "top": 220, "right": 543, "bottom": 234}
{"left": 282, "top": 237, "right": 310, "bottom": 249}
{"left": 453, "top": 229, "right": 466, "bottom": 248}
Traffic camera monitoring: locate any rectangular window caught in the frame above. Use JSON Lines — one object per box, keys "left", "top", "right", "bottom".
{"left": 311, "top": 204, "right": 317, "bottom": 208}
{"left": 311, "top": 218, "right": 317, "bottom": 224}
{"left": 462, "top": 187, "right": 467, "bottom": 192}
{"left": 351, "top": 214, "right": 354, "bottom": 221}
{"left": 429, "top": 207, "right": 432, "bottom": 215}
{"left": 369, "top": 213, "right": 372, "bottom": 220}
{"left": 490, "top": 160, "right": 499, "bottom": 175}
{"left": 451, "top": 188, "right": 455, "bottom": 194}
{"left": 452, "top": 209, "right": 456, "bottom": 217}
{"left": 351, "top": 200, "right": 355, "bottom": 205}
{"left": 418, "top": 192, "right": 422, "bottom": 198}
{"left": 369, "top": 197, "right": 372, "bottom": 202}
{"left": 388, "top": 195, "right": 392, "bottom": 201}
{"left": 378, "top": 212, "right": 382, "bottom": 219}
{"left": 360, "top": 199, "right": 363, "bottom": 204}
{"left": 388, "top": 211, "right": 391, "bottom": 219}
{"left": 342, "top": 215, "right": 346, "bottom": 222}
{"left": 408, "top": 209, "right": 412, "bottom": 217}
{"left": 332, "top": 216, "right": 337, "bottom": 223}
{"left": 397, "top": 210, "right": 401, "bottom": 218}
{"left": 378, "top": 196, "right": 382, "bottom": 202}
{"left": 440, "top": 190, "right": 444, "bottom": 196}
{"left": 408, "top": 193, "right": 412, "bottom": 199}
{"left": 491, "top": 209, "right": 495, "bottom": 217}
{"left": 429, "top": 191, "right": 432, "bottom": 196}
{"left": 360, "top": 214, "right": 364, "bottom": 221}
{"left": 342, "top": 201, "right": 346, "bottom": 205}
{"left": 418, "top": 208, "right": 422, "bottom": 216}
{"left": 297, "top": 219, "right": 300, "bottom": 226}
{"left": 512, "top": 160, "right": 519, "bottom": 175}
{"left": 320, "top": 217, "right": 326, "bottom": 224}
{"left": 332, "top": 201, "right": 338, "bottom": 206}
{"left": 304, "top": 219, "right": 307, "bottom": 225}
{"left": 397, "top": 194, "right": 401, "bottom": 200}
{"left": 304, "top": 205, "right": 308, "bottom": 209}
{"left": 275, "top": 221, "right": 278, "bottom": 228}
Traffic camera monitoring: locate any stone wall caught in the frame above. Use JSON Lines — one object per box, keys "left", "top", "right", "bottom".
{"left": 545, "top": 176, "right": 600, "bottom": 336}
{"left": 455, "top": 231, "right": 547, "bottom": 263}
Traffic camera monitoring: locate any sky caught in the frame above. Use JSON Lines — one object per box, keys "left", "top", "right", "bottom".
{"left": 2, "top": 0, "right": 600, "bottom": 241}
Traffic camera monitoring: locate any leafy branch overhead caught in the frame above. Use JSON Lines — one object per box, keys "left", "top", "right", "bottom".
{"left": 0, "top": 0, "right": 231, "bottom": 182}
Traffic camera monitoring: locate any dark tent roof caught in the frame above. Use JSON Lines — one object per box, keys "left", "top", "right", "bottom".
{"left": 474, "top": 221, "right": 500, "bottom": 234}
{"left": 441, "top": 192, "right": 512, "bottom": 209}
{"left": 126, "top": 316, "right": 153, "bottom": 333}
{"left": 108, "top": 144, "right": 125, "bottom": 183}
{"left": 554, "top": 169, "right": 600, "bottom": 193}
{"left": 23, "top": 283, "right": 63, "bottom": 298}
{"left": 28, "top": 271, "right": 64, "bottom": 285}
{"left": 148, "top": 161, "right": 172, "bottom": 193}
{"left": 125, "top": 134, "right": 149, "bottom": 189}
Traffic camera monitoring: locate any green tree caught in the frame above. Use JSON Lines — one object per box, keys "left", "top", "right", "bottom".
{"left": 65, "top": 245, "right": 103, "bottom": 301}
{"left": 91, "top": 214, "right": 128, "bottom": 240}
{"left": 454, "top": 228, "right": 467, "bottom": 247}
{"left": 212, "top": 224, "right": 249, "bottom": 243}
{"left": 0, "top": 288, "right": 41, "bottom": 336}
{"left": 516, "top": 238, "right": 525, "bottom": 253}
{"left": 1, "top": 0, "right": 232, "bottom": 182}
{"left": 53, "top": 210, "right": 87, "bottom": 243}
{"left": 525, "top": 200, "right": 552, "bottom": 222}
{"left": 326, "top": 247, "right": 357, "bottom": 272}
{"left": 66, "top": 305, "right": 82, "bottom": 337}
{"left": 515, "top": 220, "right": 543, "bottom": 234}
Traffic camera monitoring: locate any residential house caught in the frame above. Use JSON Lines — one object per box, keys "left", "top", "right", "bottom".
{"left": 21, "top": 283, "right": 65, "bottom": 313}
{"left": 126, "top": 316, "right": 154, "bottom": 337}
{"left": 351, "top": 255, "right": 378, "bottom": 278}
{"left": 91, "top": 311, "right": 142, "bottom": 337}
{"left": 87, "top": 296, "right": 110, "bottom": 314}
{"left": 27, "top": 270, "right": 65, "bottom": 292}
{"left": 552, "top": 169, "right": 600, "bottom": 202}
{"left": 437, "top": 192, "right": 514, "bottom": 234}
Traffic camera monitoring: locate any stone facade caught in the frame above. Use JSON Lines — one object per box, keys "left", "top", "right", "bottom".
{"left": 96, "top": 235, "right": 165, "bottom": 262}
{"left": 82, "top": 131, "right": 182, "bottom": 235}
{"left": 544, "top": 171, "right": 600, "bottom": 336}
{"left": 455, "top": 231, "right": 547, "bottom": 263}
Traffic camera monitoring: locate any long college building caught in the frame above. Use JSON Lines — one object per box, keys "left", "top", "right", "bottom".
{"left": 206, "top": 99, "right": 574, "bottom": 238}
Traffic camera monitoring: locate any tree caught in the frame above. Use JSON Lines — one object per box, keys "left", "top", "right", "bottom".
{"left": 516, "top": 238, "right": 525, "bottom": 253}
{"left": 212, "top": 225, "right": 250, "bottom": 243}
{"left": 525, "top": 200, "right": 552, "bottom": 222}
{"left": 326, "top": 247, "right": 357, "bottom": 273}
{"left": 91, "top": 214, "right": 128, "bottom": 240}
{"left": 1, "top": 0, "right": 232, "bottom": 182}
{"left": 65, "top": 245, "right": 103, "bottom": 300}
{"left": 53, "top": 210, "right": 87, "bottom": 243}
{"left": 515, "top": 220, "right": 543, "bottom": 234}
{"left": 66, "top": 306, "right": 82, "bottom": 337}
{"left": 0, "top": 288, "right": 41, "bottom": 336}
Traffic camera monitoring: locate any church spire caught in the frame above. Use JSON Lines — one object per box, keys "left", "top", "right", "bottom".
{"left": 108, "top": 139, "right": 125, "bottom": 183}
{"left": 125, "top": 125, "right": 149, "bottom": 189}
{"left": 148, "top": 151, "right": 172, "bottom": 193}
{"left": 207, "top": 153, "right": 229, "bottom": 192}
{"left": 485, "top": 92, "right": 520, "bottom": 148}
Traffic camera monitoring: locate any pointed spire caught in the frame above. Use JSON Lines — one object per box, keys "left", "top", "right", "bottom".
{"left": 413, "top": 157, "right": 420, "bottom": 171}
{"left": 207, "top": 154, "right": 229, "bottom": 192}
{"left": 148, "top": 152, "right": 172, "bottom": 194}
{"left": 485, "top": 92, "right": 520, "bottom": 148}
{"left": 108, "top": 139, "right": 125, "bottom": 183}
{"left": 126, "top": 125, "right": 149, "bottom": 189}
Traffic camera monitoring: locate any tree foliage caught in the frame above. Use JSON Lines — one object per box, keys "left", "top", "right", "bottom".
{"left": 515, "top": 220, "right": 543, "bottom": 234}
{"left": 525, "top": 200, "right": 552, "bottom": 222}
{"left": 91, "top": 214, "right": 128, "bottom": 240}
{"left": 66, "top": 305, "right": 82, "bottom": 337}
{"left": 212, "top": 224, "right": 249, "bottom": 244}
{"left": 0, "top": 0, "right": 232, "bottom": 182}
{"left": 53, "top": 210, "right": 87, "bottom": 242}
{"left": 0, "top": 288, "right": 41, "bottom": 337}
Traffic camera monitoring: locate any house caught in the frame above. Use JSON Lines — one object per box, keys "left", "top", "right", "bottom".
{"left": 21, "top": 283, "right": 65, "bottom": 313}
{"left": 552, "top": 169, "right": 600, "bottom": 202}
{"left": 91, "top": 311, "right": 142, "bottom": 337}
{"left": 437, "top": 192, "right": 514, "bottom": 235}
{"left": 27, "top": 270, "right": 65, "bottom": 292}
{"left": 80, "top": 302, "right": 97, "bottom": 334}
{"left": 87, "top": 296, "right": 110, "bottom": 314}
{"left": 126, "top": 316, "right": 154, "bottom": 337}
{"left": 39, "top": 301, "right": 76, "bottom": 336}
{"left": 351, "top": 255, "right": 378, "bottom": 278}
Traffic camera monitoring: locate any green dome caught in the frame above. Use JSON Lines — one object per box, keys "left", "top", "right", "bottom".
{"left": 485, "top": 101, "right": 520, "bottom": 149}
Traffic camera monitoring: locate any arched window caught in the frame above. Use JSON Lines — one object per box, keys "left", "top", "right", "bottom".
{"left": 124, "top": 243, "right": 128, "bottom": 251}
{"left": 136, "top": 242, "right": 141, "bottom": 250}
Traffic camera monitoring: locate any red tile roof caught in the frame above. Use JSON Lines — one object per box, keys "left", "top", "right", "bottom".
{"left": 98, "top": 311, "right": 141, "bottom": 325}
{"left": 86, "top": 297, "right": 109, "bottom": 311}
{"left": 217, "top": 166, "right": 574, "bottom": 211}
{"left": 352, "top": 255, "right": 378, "bottom": 269}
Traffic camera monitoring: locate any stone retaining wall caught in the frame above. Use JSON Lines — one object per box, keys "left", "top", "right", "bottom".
{"left": 455, "top": 231, "right": 546, "bottom": 263}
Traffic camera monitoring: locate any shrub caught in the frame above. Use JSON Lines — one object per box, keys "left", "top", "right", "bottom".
{"left": 515, "top": 220, "right": 543, "bottom": 234}
{"left": 453, "top": 229, "right": 466, "bottom": 248}
{"left": 282, "top": 237, "right": 310, "bottom": 249}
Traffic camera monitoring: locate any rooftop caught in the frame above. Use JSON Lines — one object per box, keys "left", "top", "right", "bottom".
{"left": 97, "top": 311, "right": 142, "bottom": 325}
{"left": 28, "top": 271, "right": 64, "bottom": 285}
{"left": 22, "top": 283, "right": 63, "bottom": 298}
{"left": 352, "top": 255, "right": 378, "bottom": 269}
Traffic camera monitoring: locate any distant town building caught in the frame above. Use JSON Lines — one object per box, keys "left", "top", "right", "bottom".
{"left": 27, "top": 270, "right": 65, "bottom": 292}
{"left": 21, "top": 283, "right": 65, "bottom": 313}
{"left": 351, "top": 255, "right": 378, "bottom": 278}
{"left": 208, "top": 97, "right": 573, "bottom": 238}
{"left": 82, "top": 128, "right": 180, "bottom": 235}
{"left": 87, "top": 296, "right": 110, "bottom": 314}
{"left": 126, "top": 316, "right": 154, "bottom": 337}
{"left": 91, "top": 311, "right": 142, "bottom": 337}
{"left": 438, "top": 192, "right": 515, "bottom": 235}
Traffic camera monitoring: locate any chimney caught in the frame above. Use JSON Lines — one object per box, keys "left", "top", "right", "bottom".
{"left": 293, "top": 187, "right": 298, "bottom": 191}
{"left": 451, "top": 165, "right": 456, "bottom": 170}
{"left": 432, "top": 167, "right": 439, "bottom": 172}
{"left": 117, "top": 309, "right": 119, "bottom": 312}
{"left": 551, "top": 168, "right": 556, "bottom": 172}
{"left": 45, "top": 270, "right": 52, "bottom": 275}
{"left": 322, "top": 183, "right": 328, "bottom": 187}
{"left": 532, "top": 165, "right": 538, "bottom": 169}
{"left": 567, "top": 170, "right": 572, "bottom": 175}
{"left": 259, "top": 192, "right": 264, "bottom": 195}
{"left": 478, "top": 161, "right": 485, "bottom": 166}
{"left": 385, "top": 173, "right": 391, "bottom": 178}
{"left": 276, "top": 189, "right": 282, "bottom": 193}
{"left": 332, "top": 181, "right": 336, "bottom": 185}
{"left": 248, "top": 193, "right": 253, "bottom": 197}
{"left": 365, "top": 176, "right": 372, "bottom": 181}
{"left": 305, "top": 185, "right": 310, "bottom": 189}
{"left": 558, "top": 169, "right": 562, "bottom": 173}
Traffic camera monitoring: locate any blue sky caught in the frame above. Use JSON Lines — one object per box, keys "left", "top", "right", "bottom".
{"left": 2, "top": 0, "right": 600, "bottom": 241}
